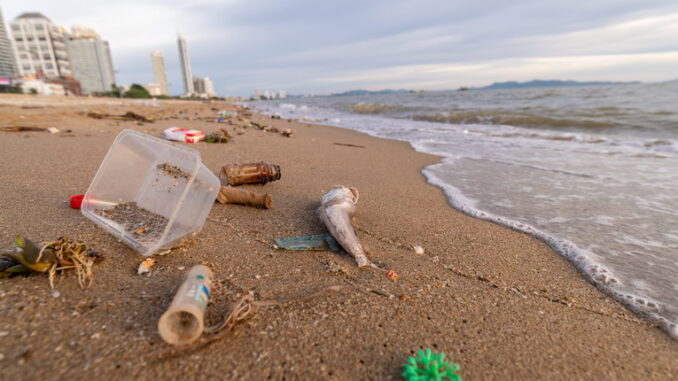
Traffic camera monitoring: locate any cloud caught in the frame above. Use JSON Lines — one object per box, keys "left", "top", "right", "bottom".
{"left": 314, "top": 51, "right": 678, "bottom": 90}
{"left": 3, "top": 1, "right": 678, "bottom": 95}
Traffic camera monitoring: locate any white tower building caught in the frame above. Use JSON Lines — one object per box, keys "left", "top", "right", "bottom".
{"left": 0, "top": 6, "right": 18, "bottom": 78}
{"left": 177, "top": 34, "right": 193, "bottom": 95}
{"left": 150, "top": 50, "right": 168, "bottom": 95}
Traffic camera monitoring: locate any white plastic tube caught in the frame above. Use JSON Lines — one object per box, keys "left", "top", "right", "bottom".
{"left": 158, "top": 265, "right": 213, "bottom": 345}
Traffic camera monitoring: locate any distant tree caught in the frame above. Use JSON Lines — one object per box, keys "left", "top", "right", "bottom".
{"left": 123, "top": 84, "right": 151, "bottom": 99}
{"left": 29, "top": 88, "right": 38, "bottom": 95}
{"left": 110, "top": 84, "right": 121, "bottom": 98}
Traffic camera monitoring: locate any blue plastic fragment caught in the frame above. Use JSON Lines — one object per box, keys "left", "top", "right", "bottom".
{"left": 275, "top": 234, "right": 340, "bottom": 252}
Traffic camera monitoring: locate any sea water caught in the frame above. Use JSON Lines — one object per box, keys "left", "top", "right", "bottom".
{"left": 250, "top": 82, "right": 678, "bottom": 338}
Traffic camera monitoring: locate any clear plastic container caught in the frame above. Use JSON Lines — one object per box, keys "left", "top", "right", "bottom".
{"left": 82, "top": 129, "right": 219, "bottom": 256}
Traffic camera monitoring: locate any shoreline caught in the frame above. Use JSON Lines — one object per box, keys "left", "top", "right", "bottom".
{"left": 251, "top": 101, "right": 678, "bottom": 339}
{"left": 0, "top": 95, "right": 676, "bottom": 380}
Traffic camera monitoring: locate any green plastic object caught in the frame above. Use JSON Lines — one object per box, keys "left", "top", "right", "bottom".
{"left": 402, "top": 349, "right": 462, "bottom": 381}
{"left": 274, "top": 234, "right": 340, "bottom": 252}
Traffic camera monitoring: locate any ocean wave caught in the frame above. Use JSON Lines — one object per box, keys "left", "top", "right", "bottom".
{"left": 461, "top": 128, "right": 608, "bottom": 144}
{"left": 409, "top": 111, "right": 617, "bottom": 130}
{"left": 349, "top": 102, "right": 415, "bottom": 114}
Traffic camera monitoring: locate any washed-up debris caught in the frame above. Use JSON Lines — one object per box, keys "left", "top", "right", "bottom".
{"left": 87, "top": 111, "right": 153, "bottom": 123}
{"left": 0, "top": 126, "right": 47, "bottom": 132}
{"left": 403, "top": 349, "right": 462, "bottom": 381}
{"left": 0, "top": 236, "right": 101, "bottom": 289}
{"left": 251, "top": 121, "right": 264, "bottom": 130}
{"left": 216, "top": 186, "right": 272, "bottom": 208}
{"left": 333, "top": 142, "right": 365, "bottom": 148}
{"left": 137, "top": 258, "right": 156, "bottom": 276}
{"left": 158, "top": 265, "right": 213, "bottom": 345}
{"left": 204, "top": 129, "right": 232, "bottom": 143}
{"left": 318, "top": 186, "right": 373, "bottom": 267}
{"left": 413, "top": 245, "right": 425, "bottom": 255}
{"left": 219, "top": 162, "right": 281, "bottom": 186}
{"left": 275, "top": 234, "right": 340, "bottom": 251}
{"left": 281, "top": 129, "right": 293, "bottom": 137}
{"left": 95, "top": 202, "right": 168, "bottom": 245}
{"left": 386, "top": 270, "right": 399, "bottom": 280}
{"left": 265, "top": 126, "right": 279, "bottom": 133}
{"left": 70, "top": 194, "right": 85, "bottom": 209}
{"left": 47, "top": 127, "right": 60, "bottom": 134}
{"left": 163, "top": 127, "right": 205, "bottom": 143}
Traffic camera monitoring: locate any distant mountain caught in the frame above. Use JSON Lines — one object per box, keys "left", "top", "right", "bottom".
{"left": 331, "top": 89, "right": 412, "bottom": 96}
{"left": 475, "top": 79, "right": 639, "bottom": 90}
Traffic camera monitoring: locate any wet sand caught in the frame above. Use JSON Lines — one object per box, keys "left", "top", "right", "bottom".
{"left": 0, "top": 94, "right": 676, "bottom": 380}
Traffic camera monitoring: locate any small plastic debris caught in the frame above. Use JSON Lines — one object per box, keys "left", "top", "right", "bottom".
{"left": 51, "top": 290, "right": 61, "bottom": 298}
{"left": 137, "top": 258, "right": 156, "bottom": 276}
{"left": 158, "top": 265, "right": 212, "bottom": 345}
{"left": 413, "top": 245, "right": 425, "bottom": 255}
{"left": 386, "top": 270, "right": 398, "bottom": 280}
{"left": 219, "top": 162, "right": 281, "bottom": 186}
{"left": 216, "top": 186, "right": 272, "bottom": 208}
{"left": 163, "top": 127, "right": 206, "bottom": 143}
{"left": 402, "top": 348, "right": 462, "bottom": 381}
{"left": 70, "top": 194, "right": 85, "bottom": 209}
{"left": 274, "top": 234, "right": 340, "bottom": 252}
{"left": 47, "top": 127, "right": 60, "bottom": 134}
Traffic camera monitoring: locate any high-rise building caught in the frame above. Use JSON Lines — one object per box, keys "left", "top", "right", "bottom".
{"left": 203, "top": 77, "right": 215, "bottom": 97}
{"left": 66, "top": 25, "right": 116, "bottom": 94}
{"left": 10, "top": 12, "right": 72, "bottom": 78}
{"left": 150, "top": 50, "right": 168, "bottom": 95}
{"left": 0, "top": 6, "right": 18, "bottom": 78}
{"left": 177, "top": 34, "right": 193, "bottom": 95}
{"left": 192, "top": 76, "right": 204, "bottom": 94}
{"left": 192, "top": 76, "right": 216, "bottom": 97}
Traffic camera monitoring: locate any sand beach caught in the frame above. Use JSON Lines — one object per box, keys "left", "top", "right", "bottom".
{"left": 0, "top": 94, "right": 676, "bottom": 380}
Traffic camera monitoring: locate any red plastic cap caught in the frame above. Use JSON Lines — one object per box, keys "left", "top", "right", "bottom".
{"left": 70, "top": 194, "right": 85, "bottom": 209}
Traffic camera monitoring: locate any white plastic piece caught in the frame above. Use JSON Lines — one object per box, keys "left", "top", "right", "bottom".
{"left": 158, "top": 265, "right": 212, "bottom": 345}
{"left": 162, "top": 127, "right": 205, "bottom": 143}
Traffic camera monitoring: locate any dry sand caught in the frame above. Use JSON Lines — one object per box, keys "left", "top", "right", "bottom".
{"left": 0, "top": 94, "right": 676, "bottom": 380}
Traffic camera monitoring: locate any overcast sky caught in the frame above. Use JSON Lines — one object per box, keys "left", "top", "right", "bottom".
{"left": 3, "top": 1, "right": 678, "bottom": 96}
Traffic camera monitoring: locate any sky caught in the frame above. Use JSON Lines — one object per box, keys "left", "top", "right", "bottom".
{"left": 3, "top": 0, "right": 678, "bottom": 96}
